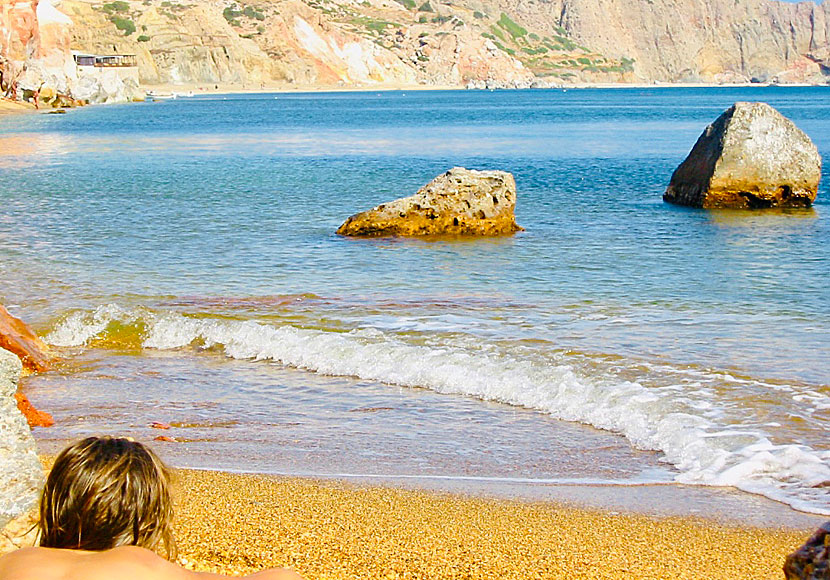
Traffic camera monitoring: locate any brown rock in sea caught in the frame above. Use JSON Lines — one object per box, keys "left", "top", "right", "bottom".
{"left": 0, "top": 304, "right": 50, "bottom": 373}
{"left": 336, "top": 167, "right": 523, "bottom": 237}
{"left": 664, "top": 102, "right": 821, "bottom": 209}
{"left": 784, "top": 521, "right": 830, "bottom": 579}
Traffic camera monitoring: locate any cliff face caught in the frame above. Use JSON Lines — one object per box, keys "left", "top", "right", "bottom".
{"left": 0, "top": 0, "right": 38, "bottom": 66}
{"left": 492, "top": 0, "right": 830, "bottom": 83}
{"left": 1, "top": 0, "right": 42, "bottom": 92}
{"left": 0, "top": 0, "right": 139, "bottom": 100}
{"left": 76, "top": 0, "right": 830, "bottom": 87}
{"left": 1, "top": 0, "right": 80, "bottom": 91}
{"left": 2, "top": 0, "right": 830, "bottom": 100}
{"left": 57, "top": 0, "right": 536, "bottom": 88}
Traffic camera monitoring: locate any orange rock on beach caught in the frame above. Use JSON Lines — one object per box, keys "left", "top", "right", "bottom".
{"left": 14, "top": 391, "right": 54, "bottom": 427}
{"left": 0, "top": 304, "right": 51, "bottom": 373}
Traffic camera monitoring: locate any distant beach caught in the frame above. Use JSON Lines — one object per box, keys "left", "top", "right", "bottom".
{"left": 0, "top": 99, "right": 35, "bottom": 115}
{"left": 141, "top": 79, "right": 818, "bottom": 97}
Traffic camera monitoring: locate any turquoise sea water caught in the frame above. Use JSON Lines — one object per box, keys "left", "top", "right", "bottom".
{"left": 1, "top": 88, "right": 829, "bottom": 516}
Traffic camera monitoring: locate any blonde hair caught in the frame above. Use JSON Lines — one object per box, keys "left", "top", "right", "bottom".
{"left": 38, "top": 436, "right": 175, "bottom": 558}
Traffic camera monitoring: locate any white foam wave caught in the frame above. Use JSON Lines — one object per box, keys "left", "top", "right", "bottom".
{"left": 47, "top": 304, "right": 140, "bottom": 346}
{"left": 47, "top": 305, "right": 830, "bottom": 514}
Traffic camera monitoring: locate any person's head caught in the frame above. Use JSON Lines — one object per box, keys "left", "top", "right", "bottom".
{"left": 38, "top": 436, "right": 175, "bottom": 557}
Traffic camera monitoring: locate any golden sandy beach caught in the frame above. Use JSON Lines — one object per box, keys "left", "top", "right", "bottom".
{"left": 170, "top": 469, "right": 810, "bottom": 580}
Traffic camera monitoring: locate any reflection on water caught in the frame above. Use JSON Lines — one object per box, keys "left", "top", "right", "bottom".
{"left": 707, "top": 207, "right": 819, "bottom": 227}
{"left": 0, "top": 126, "right": 698, "bottom": 158}
{"left": 0, "top": 133, "right": 73, "bottom": 168}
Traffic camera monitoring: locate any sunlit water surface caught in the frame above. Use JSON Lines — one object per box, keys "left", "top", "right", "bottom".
{"left": 1, "top": 87, "right": 828, "bottom": 518}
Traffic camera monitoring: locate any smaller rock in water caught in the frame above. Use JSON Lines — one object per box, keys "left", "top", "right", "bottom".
{"left": 784, "top": 522, "right": 830, "bottom": 579}
{"left": 336, "top": 167, "right": 523, "bottom": 237}
{"left": 664, "top": 102, "right": 821, "bottom": 209}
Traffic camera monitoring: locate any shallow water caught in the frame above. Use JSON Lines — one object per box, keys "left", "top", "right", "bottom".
{"left": 2, "top": 87, "right": 829, "bottom": 516}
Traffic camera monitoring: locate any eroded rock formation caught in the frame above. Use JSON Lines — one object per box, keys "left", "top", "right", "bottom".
{"left": 337, "top": 167, "right": 522, "bottom": 237}
{"left": 0, "top": 0, "right": 38, "bottom": 66}
{"left": 0, "top": 0, "right": 141, "bottom": 102}
{"left": 0, "top": 348, "right": 44, "bottom": 531}
{"left": 664, "top": 102, "right": 821, "bottom": 209}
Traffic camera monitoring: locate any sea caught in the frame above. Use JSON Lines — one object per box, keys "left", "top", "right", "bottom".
{"left": 1, "top": 87, "right": 828, "bottom": 525}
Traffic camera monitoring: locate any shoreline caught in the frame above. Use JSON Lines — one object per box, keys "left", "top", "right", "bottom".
{"left": 168, "top": 467, "right": 813, "bottom": 579}
{"left": 142, "top": 80, "right": 827, "bottom": 97}
{"left": 0, "top": 99, "right": 37, "bottom": 115}
{"left": 4, "top": 80, "right": 824, "bottom": 112}
{"left": 13, "top": 459, "right": 814, "bottom": 578}
{"left": 36, "top": 435, "right": 827, "bottom": 530}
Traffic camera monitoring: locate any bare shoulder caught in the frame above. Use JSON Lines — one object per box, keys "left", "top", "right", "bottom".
{"left": 93, "top": 545, "right": 173, "bottom": 571}
{"left": 0, "top": 547, "right": 64, "bottom": 580}
{"left": 0, "top": 547, "right": 304, "bottom": 580}
{"left": 0, "top": 546, "right": 178, "bottom": 580}
{"left": 95, "top": 548, "right": 305, "bottom": 580}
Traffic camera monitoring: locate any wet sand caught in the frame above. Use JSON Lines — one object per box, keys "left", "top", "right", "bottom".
{"left": 172, "top": 469, "right": 810, "bottom": 579}
{"left": 0, "top": 99, "right": 35, "bottom": 115}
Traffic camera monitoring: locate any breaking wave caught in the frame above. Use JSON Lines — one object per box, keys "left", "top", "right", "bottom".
{"left": 48, "top": 304, "right": 830, "bottom": 515}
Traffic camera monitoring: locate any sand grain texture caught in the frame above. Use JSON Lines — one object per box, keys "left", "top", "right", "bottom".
{"left": 172, "top": 470, "right": 807, "bottom": 580}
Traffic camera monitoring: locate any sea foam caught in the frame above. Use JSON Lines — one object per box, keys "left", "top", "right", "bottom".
{"left": 48, "top": 304, "right": 830, "bottom": 514}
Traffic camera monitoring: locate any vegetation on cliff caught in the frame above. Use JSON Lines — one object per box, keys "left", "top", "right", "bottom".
{"left": 3, "top": 0, "right": 830, "bottom": 95}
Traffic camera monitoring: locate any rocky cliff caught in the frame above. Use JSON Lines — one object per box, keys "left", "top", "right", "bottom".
{"left": 2, "top": 0, "right": 830, "bottom": 100}
{"left": 490, "top": 0, "right": 830, "bottom": 84}
{"left": 1, "top": 0, "right": 141, "bottom": 101}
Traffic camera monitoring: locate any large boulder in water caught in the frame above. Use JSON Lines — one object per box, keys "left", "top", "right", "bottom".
{"left": 0, "top": 348, "right": 44, "bottom": 531}
{"left": 664, "top": 102, "right": 821, "bottom": 209}
{"left": 0, "top": 304, "right": 51, "bottom": 373}
{"left": 784, "top": 521, "right": 830, "bottom": 579}
{"left": 336, "top": 167, "right": 523, "bottom": 237}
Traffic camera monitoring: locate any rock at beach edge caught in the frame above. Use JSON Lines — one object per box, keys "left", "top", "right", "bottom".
{"left": 783, "top": 521, "right": 830, "bottom": 579}
{"left": 0, "top": 348, "right": 45, "bottom": 532}
{"left": 664, "top": 102, "right": 821, "bottom": 209}
{"left": 336, "top": 167, "right": 523, "bottom": 237}
{"left": 0, "top": 304, "right": 51, "bottom": 373}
